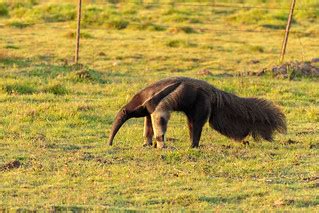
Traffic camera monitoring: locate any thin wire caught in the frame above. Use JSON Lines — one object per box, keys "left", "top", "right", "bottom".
{"left": 5, "top": 24, "right": 319, "bottom": 37}
{"left": 35, "top": 0, "right": 319, "bottom": 11}
{"left": 92, "top": 1, "right": 319, "bottom": 12}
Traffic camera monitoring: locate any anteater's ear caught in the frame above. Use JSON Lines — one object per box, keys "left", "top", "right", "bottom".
{"left": 140, "top": 82, "right": 181, "bottom": 113}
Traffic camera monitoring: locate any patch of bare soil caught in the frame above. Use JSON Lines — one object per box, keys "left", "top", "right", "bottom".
{"left": 197, "top": 69, "right": 234, "bottom": 77}
{"left": 274, "top": 60, "right": 319, "bottom": 79}
{"left": 284, "top": 139, "right": 299, "bottom": 145}
{"left": 0, "top": 160, "right": 21, "bottom": 171}
{"left": 272, "top": 60, "right": 319, "bottom": 80}
{"left": 303, "top": 176, "right": 319, "bottom": 182}
{"left": 197, "top": 69, "right": 212, "bottom": 76}
{"left": 246, "top": 58, "right": 319, "bottom": 80}
{"left": 273, "top": 199, "right": 295, "bottom": 207}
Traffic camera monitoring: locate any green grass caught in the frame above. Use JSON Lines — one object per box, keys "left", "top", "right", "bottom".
{"left": 0, "top": 2, "right": 9, "bottom": 16}
{"left": 2, "top": 83, "right": 36, "bottom": 95}
{"left": 0, "top": 0, "right": 318, "bottom": 211}
{"left": 6, "top": 19, "right": 32, "bottom": 28}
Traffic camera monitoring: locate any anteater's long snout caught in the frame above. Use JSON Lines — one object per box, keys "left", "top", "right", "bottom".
{"left": 108, "top": 110, "right": 129, "bottom": 146}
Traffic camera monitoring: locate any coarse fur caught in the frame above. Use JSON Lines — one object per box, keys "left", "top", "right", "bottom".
{"left": 108, "top": 77, "right": 286, "bottom": 148}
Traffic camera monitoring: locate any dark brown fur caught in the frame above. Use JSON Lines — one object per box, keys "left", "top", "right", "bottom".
{"left": 108, "top": 77, "right": 286, "bottom": 148}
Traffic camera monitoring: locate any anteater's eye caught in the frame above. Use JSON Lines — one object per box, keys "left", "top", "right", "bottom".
{"left": 122, "top": 109, "right": 127, "bottom": 114}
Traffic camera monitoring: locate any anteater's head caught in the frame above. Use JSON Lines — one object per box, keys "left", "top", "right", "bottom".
{"left": 108, "top": 106, "right": 131, "bottom": 146}
{"left": 108, "top": 98, "right": 148, "bottom": 146}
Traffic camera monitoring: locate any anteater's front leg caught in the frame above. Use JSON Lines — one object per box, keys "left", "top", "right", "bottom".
{"left": 187, "top": 95, "right": 211, "bottom": 148}
{"left": 143, "top": 115, "right": 154, "bottom": 147}
{"left": 151, "top": 109, "right": 170, "bottom": 149}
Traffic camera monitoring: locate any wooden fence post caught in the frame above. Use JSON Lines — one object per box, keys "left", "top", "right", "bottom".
{"left": 280, "top": 0, "right": 296, "bottom": 63}
{"left": 75, "top": 0, "right": 82, "bottom": 64}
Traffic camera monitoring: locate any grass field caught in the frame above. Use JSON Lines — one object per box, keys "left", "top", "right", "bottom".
{"left": 0, "top": 0, "right": 318, "bottom": 211}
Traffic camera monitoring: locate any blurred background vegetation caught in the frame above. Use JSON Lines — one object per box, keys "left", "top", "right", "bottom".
{"left": 0, "top": 0, "right": 318, "bottom": 30}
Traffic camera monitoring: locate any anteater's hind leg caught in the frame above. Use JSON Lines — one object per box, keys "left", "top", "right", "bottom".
{"left": 187, "top": 95, "right": 211, "bottom": 148}
{"left": 187, "top": 116, "right": 207, "bottom": 148}
{"left": 143, "top": 115, "right": 154, "bottom": 147}
{"left": 187, "top": 118, "right": 193, "bottom": 142}
{"left": 151, "top": 109, "right": 171, "bottom": 149}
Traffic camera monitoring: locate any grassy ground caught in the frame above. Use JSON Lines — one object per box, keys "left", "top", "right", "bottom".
{"left": 0, "top": 0, "right": 318, "bottom": 211}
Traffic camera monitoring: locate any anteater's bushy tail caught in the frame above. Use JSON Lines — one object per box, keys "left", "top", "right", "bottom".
{"left": 209, "top": 88, "right": 287, "bottom": 141}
